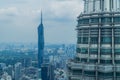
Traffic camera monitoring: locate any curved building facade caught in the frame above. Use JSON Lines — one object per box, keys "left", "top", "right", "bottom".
{"left": 67, "top": 0, "right": 120, "bottom": 80}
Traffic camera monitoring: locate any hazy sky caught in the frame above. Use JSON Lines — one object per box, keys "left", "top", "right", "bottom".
{"left": 0, "top": 0, "right": 83, "bottom": 44}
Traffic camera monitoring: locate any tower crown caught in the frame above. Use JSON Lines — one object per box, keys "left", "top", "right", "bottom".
{"left": 38, "top": 11, "right": 43, "bottom": 29}
{"left": 84, "top": 0, "right": 120, "bottom": 13}
{"left": 41, "top": 11, "right": 43, "bottom": 25}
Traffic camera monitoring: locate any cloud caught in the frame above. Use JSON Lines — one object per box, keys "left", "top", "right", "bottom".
{"left": 0, "top": 0, "right": 84, "bottom": 43}
{"left": 41, "top": 0, "right": 83, "bottom": 18}
{"left": 0, "top": 7, "right": 18, "bottom": 17}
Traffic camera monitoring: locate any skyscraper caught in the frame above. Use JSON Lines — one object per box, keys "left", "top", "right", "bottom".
{"left": 14, "top": 62, "right": 22, "bottom": 80}
{"left": 38, "top": 12, "right": 44, "bottom": 68}
{"left": 67, "top": 0, "right": 120, "bottom": 80}
{"left": 38, "top": 12, "right": 54, "bottom": 80}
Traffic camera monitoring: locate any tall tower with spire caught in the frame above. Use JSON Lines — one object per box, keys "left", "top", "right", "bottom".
{"left": 67, "top": 0, "right": 120, "bottom": 80}
{"left": 38, "top": 12, "right": 54, "bottom": 80}
{"left": 38, "top": 12, "right": 44, "bottom": 68}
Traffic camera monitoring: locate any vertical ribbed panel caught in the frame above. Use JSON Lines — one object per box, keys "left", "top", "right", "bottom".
{"left": 84, "top": 0, "right": 120, "bottom": 13}
{"left": 95, "top": 0, "right": 100, "bottom": 12}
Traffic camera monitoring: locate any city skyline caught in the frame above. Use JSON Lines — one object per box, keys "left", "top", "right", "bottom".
{"left": 0, "top": 0, "right": 83, "bottom": 44}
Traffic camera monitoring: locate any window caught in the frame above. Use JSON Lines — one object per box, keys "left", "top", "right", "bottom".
{"left": 84, "top": 71, "right": 96, "bottom": 76}
{"left": 76, "top": 48, "right": 80, "bottom": 53}
{"left": 101, "top": 28, "right": 112, "bottom": 36}
{"left": 91, "top": 28, "right": 99, "bottom": 31}
{"left": 100, "top": 60, "right": 112, "bottom": 64}
{"left": 82, "top": 19, "right": 89, "bottom": 24}
{"left": 115, "top": 37, "right": 120, "bottom": 44}
{"left": 91, "top": 18, "right": 99, "bottom": 24}
{"left": 90, "top": 37, "right": 98, "bottom": 44}
{"left": 101, "top": 49, "right": 112, "bottom": 54}
{"left": 74, "top": 57, "right": 80, "bottom": 62}
{"left": 90, "top": 29, "right": 99, "bottom": 36}
{"left": 115, "top": 28, "right": 120, "bottom": 32}
{"left": 116, "top": 72, "right": 120, "bottom": 76}
{"left": 77, "top": 37, "right": 81, "bottom": 44}
{"left": 114, "top": 28, "right": 120, "bottom": 36}
{"left": 115, "top": 60, "right": 120, "bottom": 64}
{"left": 72, "top": 70, "right": 82, "bottom": 75}
{"left": 83, "top": 29, "right": 89, "bottom": 33}
{"left": 78, "top": 19, "right": 83, "bottom": 24}
{"left": 81, "top": 58, "right": 87, "bottom": 62}
{"left": 101, "top": 17, "right": 112, "bottom": 24}
{"left": 82, "top": 37, "right": 88, "bottom": 44}
{"left": 90, "top": 48, "right": 98, "bottom": 54}
{"left": 101, "top": 37, "right": 112, "bottom": 44}
{"left": 78, "top": 19, "right": 89, "bottom": 25}
{"left": 78, "top": 30, "right": 83, "bottom": 36}
{"left": 81, "top": 48, "right": 88, "bottom": 54}
{"left": 114, "top": 17, "right": 120, "bottom": 23}
{"left": 89, "top": 59, "right": 98, "bottom": 63}
{"left": 98, "top": 72, "right": 113, "bottom": 77}
{"left": 115, "top": 49, "right": 120, "bottom": 54}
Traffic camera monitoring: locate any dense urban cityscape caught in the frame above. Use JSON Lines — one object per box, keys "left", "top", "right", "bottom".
{"left": 0, "top": 43, "right": 75, "bottom": 80}
{"left": 1, "top": 0, "right": 120, "bottom": 80}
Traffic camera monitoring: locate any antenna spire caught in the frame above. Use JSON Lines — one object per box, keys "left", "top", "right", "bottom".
{"left": 41, "top": 11, "right": 43, "bottom": 24}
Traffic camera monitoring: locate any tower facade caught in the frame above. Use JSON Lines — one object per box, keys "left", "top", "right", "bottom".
{"left": 38, "top": 13, "right": 54, "bottom": 80}
{"left": 14, "top": 62, "right": 22, "bottom": 80}
{"left": 67, "top": 0, "right": 120, "bottom": 80}
{"left": 38, "top": 12, "right": 44, "bottom": 68}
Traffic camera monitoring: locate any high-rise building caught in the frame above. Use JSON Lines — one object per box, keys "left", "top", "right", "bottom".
{"left": 41, "top": 61, "right": 54, "bottom": 80}
{"left": 14, "top": 62, "right": 22, "bottom": 80}
{"left": 38, "top": 12, "right": 54, "bottom": 80}
{"left": 6, "top": 65, "right": 13, "bottom": 78}
{"left": 22, "top": 58, "right": 32, "bottom": 68}
{"left": 38, "top": 12, "right": 44, "bottom": 68}
{"left": 67, "top": 0, "right": 120, "bottom": 80}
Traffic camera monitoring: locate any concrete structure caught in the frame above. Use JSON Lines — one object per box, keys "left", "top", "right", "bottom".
{"left": 67, "top": 0, "right": 120, "bottom": 80}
